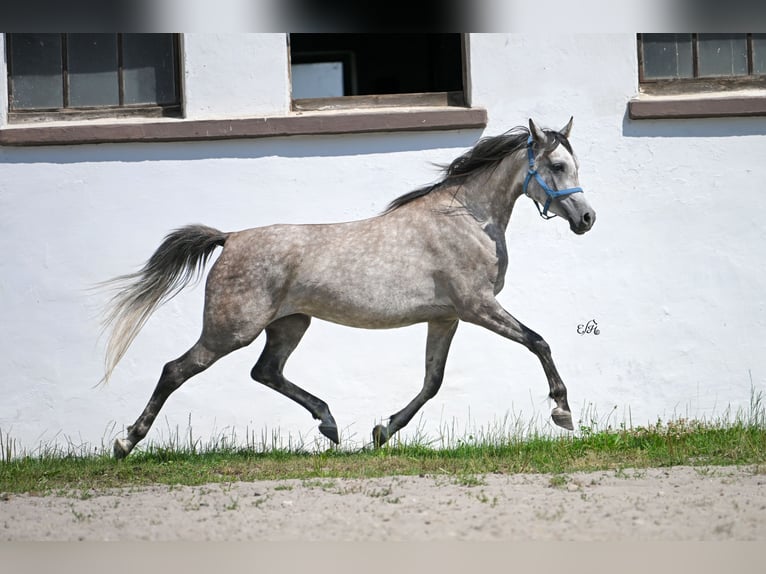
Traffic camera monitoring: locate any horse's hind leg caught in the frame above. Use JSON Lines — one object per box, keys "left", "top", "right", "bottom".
{"left": 251, "top": 314, "right": 340, "bottom": 444}
{"left": 373, "top": 318, "right": 459, "bottom": 447}
{"left": 113, "top": 338, "right": 247, "bottom": 459}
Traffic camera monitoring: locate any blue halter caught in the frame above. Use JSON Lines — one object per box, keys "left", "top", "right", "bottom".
{"left": 523, "top": 136, "right": 583, "bottom": 220}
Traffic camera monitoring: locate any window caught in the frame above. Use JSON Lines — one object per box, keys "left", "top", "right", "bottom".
{"left": 289, "top": 34, "right": 466, "bottom": 110}
{"left": 638, "top": 34, "right": 766, "bottom": 92}
{"left": 630, "top": 33, "right": 766, "bottom": 119}
{"left": 6, "top": 33, "right": 181, "bottom": 122}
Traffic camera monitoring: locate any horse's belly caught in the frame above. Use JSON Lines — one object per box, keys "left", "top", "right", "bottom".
{"left": 315, "top": 304, "right": 453, "bottom": 329}
{"left": 285, "top": 283, "right": 454, "bottom": 329}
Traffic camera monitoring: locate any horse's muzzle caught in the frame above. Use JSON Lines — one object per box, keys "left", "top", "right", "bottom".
{"left": 571, "top": 210, "right": 596, "bottom": 235}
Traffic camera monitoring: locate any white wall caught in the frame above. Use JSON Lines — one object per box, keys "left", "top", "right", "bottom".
{"left": 1, "top": 33, "right": 764, "bottom": 453}
{"left": 183, "top": 33, "right": 290, "bottom": 119}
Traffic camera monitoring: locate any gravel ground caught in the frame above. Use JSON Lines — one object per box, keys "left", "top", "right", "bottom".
{"left": 2, "top": 465, "right": 765, "bottom": 541}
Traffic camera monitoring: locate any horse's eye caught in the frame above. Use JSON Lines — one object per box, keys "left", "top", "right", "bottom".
{"left": 550, "top": 163, "right": 565, "bottom": 173}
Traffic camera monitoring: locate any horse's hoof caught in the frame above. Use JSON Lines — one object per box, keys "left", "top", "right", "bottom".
{"left": 318, "top": 422, "right": 340, "bottom": 445}
{"left": 551, "top": 407, "right": 574, "bottom": 431}
{"left": 372, "top": 424, "right": 389, "bottom": 447}
{"left": 113, "top": 438, "right": 131, "bottom": 460}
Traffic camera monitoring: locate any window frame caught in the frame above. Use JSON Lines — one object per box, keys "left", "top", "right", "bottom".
{"left": 5, "top": 33, "right": 183, "bottom": 124}
{"left": 630, "top": 33, "right": 766, "bottom": 120}
{"left": 288, "top": 33, "right": 470, "bottom": 112}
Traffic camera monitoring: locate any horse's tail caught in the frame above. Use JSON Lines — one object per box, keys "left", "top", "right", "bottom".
{"left": 98, "top": 224, "right": 229, "bottom": 385}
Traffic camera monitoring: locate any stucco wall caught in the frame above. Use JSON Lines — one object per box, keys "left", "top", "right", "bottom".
{"left": 1, "top": 33, "right": 764, "bottom": 452}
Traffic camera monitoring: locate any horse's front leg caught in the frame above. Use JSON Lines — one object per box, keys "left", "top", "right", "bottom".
{"left": 373, "top": 318, "right": 459, "bottom": 446}
{"left": 458, "top": 298, "right": 574, "bottom": 431}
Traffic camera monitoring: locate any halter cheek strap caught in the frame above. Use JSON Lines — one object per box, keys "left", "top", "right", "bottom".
{"left": 523, "top": 136, "right": 583, "bottom": 219}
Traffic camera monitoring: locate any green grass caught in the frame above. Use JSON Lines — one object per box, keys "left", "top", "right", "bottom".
{"left": 0, "top": 429, "right": 762, "bottom": 495}
{"left": 1, "top": 401, "right": 765, "bottom": 495}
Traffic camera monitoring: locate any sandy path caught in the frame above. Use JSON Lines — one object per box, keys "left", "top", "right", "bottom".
{"left": 2, "top": 465, "right": 764, "bottom": 541}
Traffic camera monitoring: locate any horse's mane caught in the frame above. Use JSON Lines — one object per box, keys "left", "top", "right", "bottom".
{"left": 384, "top": 125, "right": 573, "bottom": 213}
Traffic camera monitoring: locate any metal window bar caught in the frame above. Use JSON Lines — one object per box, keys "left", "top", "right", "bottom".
{"left": 691, "top": 33, "right": 699, "bottom": 78}
{"left": 117, "top": 33, "right": 124, "bottom": 107}
{"left": 61, "top": 34, "right": 69, "bottom": 108}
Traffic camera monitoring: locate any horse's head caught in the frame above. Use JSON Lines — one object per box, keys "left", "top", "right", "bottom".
{"left": 524, "top": 117, "right": 595, "bottom": 235}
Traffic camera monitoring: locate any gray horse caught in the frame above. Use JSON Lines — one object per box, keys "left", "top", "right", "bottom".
{"left": 102, "top": 118, "right": 595, "bottom": 459}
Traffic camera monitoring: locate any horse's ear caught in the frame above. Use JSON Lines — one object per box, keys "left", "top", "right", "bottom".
{"left": 528, "top": 119, "right": 546, "bottom": 144}
{"left": 560, "top": 116, "right": 574, "bottom": 139}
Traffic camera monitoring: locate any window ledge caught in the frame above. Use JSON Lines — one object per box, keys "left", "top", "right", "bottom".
{"left": 628, "top": 91, "right": 766, "bottom": 120}
{"left": 0, "top": 106, "right": 488, "bottom": 147}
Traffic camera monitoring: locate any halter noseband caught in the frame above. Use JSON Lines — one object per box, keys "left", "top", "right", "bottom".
{"left": 523, "top": 136, "right": 583, "bottom": 220}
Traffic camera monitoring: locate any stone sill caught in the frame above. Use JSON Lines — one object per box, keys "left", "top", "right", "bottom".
{"left": 628, "top": 92, "right": 766, "bottom": 120}
{"left": 0, "top": 106, "right": 488, "bottom": 147}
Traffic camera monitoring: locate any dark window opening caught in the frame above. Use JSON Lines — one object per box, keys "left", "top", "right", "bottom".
{"left": 289, "top": 34, "right": 465, "bottom": 109}
{"left": 6, "top": 33, "right": 182, "bottom": 122}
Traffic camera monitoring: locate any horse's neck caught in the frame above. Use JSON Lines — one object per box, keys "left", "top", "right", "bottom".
{"left": 452, "top": 153, "right": 526, "bottom": 232}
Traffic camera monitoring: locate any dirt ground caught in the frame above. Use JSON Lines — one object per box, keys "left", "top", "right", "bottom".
{"left": 2, "top": 465, "right": 764, "bottom": 541}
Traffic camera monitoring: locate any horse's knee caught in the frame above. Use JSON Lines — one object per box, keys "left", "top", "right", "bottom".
{"left": 525, "top": 333, "right": 550, "bottom": 357}
{"left": 534, "top": 338, "right": 550, "bottom": 356}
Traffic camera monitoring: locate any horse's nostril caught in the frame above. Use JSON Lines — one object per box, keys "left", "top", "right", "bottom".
{"left": 583, "top": 212, "right": 592, "bottom": 225}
